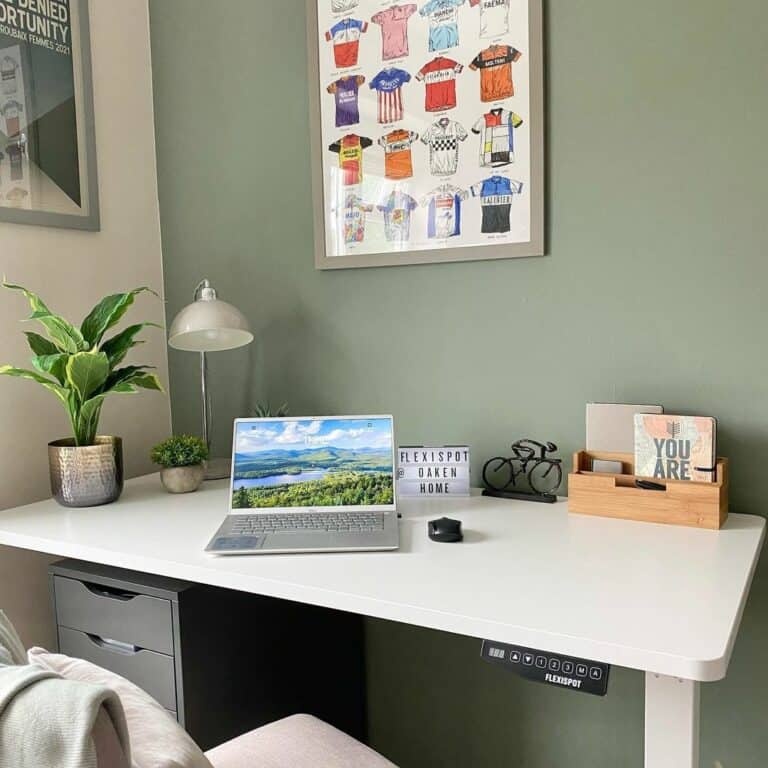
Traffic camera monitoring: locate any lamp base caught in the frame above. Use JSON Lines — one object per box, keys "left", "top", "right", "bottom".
{"left": 204, "top": 457, "right": 231, "bottom": 481}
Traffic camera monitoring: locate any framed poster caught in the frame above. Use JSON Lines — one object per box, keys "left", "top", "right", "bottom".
{"left": 307, "top": 0, "right": 543, "bottom": 270}
{"left": 0, "top": 0, "right": 99, "bottom": 230}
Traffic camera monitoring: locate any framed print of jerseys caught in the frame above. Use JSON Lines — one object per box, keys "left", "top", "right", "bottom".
{"left": 308, "top": 0, "right": 543, "bottom": 269}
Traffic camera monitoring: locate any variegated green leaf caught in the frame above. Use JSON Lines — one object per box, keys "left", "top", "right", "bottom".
{"left": 4, "top": 281, "right": 86, "bottom": 353}
{"left": 66, "top": 352, "right": 110, "bottom": 402}
{"left": 77, "top": 382, "right": 141, "bottom": 444}
{"left": 0, "top": 365, "right": 69, "bottom": 404}
{"left": 24, "top": 332, "right": 58, "bottom": 356}
{"left": 81, "top": 288, "right": 157, "bottom": 347}
{"left": 126, "top": 372, "right": 164, "bottom": 392}
{"left": 77, "top": 395, "right": 107, "bottom": 446}
{"left": 100, "top": 322, "right": 160, "bottom": 366}
{"left": 35, "top": 315, "right": 86, "bottom": 353}
{"left": 3, "top": 281, "right": 51, "bottom": 315}
{"left": 32, "top": 353, "right": 68, "bottom": 385}
{"left": 103, "top": 365, "right": 153, "bottom": 391}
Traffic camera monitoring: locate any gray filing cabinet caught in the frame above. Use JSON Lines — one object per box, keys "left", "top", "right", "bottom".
{"left": 50, "top": 559, "right": 365, "bottom": 750}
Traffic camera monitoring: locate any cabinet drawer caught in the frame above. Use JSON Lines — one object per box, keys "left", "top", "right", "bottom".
{"left": 54, "top": 575, "right": 174, "bottom": 655}
{"left": 59, "top": 626, "right": 177, "bottom": 712}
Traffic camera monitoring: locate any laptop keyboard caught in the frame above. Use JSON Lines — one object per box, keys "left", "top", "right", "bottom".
{"left": 231, "top": 512, "right": 385, "bottom": 534}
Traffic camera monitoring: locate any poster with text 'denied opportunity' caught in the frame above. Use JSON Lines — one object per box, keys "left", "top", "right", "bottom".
{"left": 0, "top": 0, "right": 98, "bottom": 230}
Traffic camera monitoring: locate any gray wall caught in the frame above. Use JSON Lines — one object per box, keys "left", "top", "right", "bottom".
{"left": 149, "top": 1, "right": 767, "bottom": 765}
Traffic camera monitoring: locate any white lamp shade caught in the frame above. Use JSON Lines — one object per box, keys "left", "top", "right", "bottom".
{"left": 168, "top": 298, "right": 253, "bottom": 352}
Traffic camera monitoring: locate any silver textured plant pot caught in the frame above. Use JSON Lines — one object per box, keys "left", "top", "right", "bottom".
{"left": 160, "top": 465, "right": 205, "bottom": 494}
{"left": 48, "top": 436, "right": 124, "bottom": 507}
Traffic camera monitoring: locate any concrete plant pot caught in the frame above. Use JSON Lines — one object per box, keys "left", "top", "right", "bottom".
{"left": 160, "top": 465, "right": 205, "bottom": 494}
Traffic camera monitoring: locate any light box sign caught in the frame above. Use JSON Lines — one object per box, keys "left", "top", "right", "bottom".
{"left": 397, "top": 446, "right": 470, "bottom": 497}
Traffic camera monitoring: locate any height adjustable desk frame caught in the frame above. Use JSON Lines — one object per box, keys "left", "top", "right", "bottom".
{"left": 0, "top": 475, "right": 763, "bottom": 768}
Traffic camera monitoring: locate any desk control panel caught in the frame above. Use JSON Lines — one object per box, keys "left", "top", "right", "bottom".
{"left": 481, "top": 640, "right": 610, "bottom": 696}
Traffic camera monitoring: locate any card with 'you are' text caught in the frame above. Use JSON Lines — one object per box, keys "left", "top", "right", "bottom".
{"left": 634, "top": 415, "right": 717, "bottom": 483}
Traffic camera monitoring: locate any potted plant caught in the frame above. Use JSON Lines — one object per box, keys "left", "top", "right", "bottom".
{"left": 150, "top": 435, "right": 208, "bottom": 493}
{"left": 251, "top": 402, "right": 289, "bottom": 417}
{"left": 0, "top": 281, "right": 164, "bottom": 507}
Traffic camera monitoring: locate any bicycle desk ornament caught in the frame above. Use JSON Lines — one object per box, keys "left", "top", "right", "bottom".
{"left": 482, "top": 440, "right": 563, "bottom": 503}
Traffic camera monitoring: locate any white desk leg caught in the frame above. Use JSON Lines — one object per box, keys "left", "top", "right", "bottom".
{"left": 644, "top": 672, "right": 700, "bottom": 768}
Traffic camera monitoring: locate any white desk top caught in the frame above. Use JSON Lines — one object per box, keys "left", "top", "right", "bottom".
{"left": 0, "top": 475, "right": 763, "bottom": 681}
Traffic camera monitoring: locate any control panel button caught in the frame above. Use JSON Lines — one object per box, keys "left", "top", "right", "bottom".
{"left": 522, "top": 653, "right": 534, "bottom": 666}
{"left": 589, "top": 667, "right": 603, "bottom": 681}
{"left": 562, "top": 661, "right": 574, "bottom": 675}
{"left": 535, "top": 656, "right": 547, "bottom": 669}
{"left": 510, "top": 651, "right": 521, "bottom": 663}
{"left": 576, "top": 664, "right": 588, "bottom": 677}
{"left": 548, "top": 658, "right": 561, "bottom": 672}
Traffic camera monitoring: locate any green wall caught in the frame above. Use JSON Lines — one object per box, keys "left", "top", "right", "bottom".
{"left": 149, "top": 1, "right": 767, "bottom": 765}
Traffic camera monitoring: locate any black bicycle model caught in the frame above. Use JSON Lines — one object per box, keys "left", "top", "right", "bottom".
{"left": 482, "top": 439, "right": 563, "bottom": 497}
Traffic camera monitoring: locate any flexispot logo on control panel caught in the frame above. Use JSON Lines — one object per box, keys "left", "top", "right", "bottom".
{"left": 544, "top": 672, "right": 583, "bottom": 690}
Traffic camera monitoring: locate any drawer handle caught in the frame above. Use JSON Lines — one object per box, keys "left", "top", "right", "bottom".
{"left": 86, "top": 633, "right": 141, "bottom": 655}
{"left": 82, "top": 582, "right": 138, "bottom": 601}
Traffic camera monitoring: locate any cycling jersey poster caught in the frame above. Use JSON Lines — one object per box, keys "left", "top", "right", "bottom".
{"left": 310, "top": 0, "right": 543, "bottom": 268}
{"left": 0, "top": 0, "right": 98, "bottom": 229}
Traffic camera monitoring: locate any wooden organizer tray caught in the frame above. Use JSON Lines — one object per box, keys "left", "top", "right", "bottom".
{"left": 569, "top": 450, "right": 728, "bottom": 530}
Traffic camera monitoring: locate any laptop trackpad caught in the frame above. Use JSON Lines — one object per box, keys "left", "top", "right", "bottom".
{"left": 211, "top": 535, "right": 266, "bottom": 551}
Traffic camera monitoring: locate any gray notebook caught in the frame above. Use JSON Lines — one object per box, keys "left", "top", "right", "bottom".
{"left": 586, "top": 403, "right": 664, "bottom": 454}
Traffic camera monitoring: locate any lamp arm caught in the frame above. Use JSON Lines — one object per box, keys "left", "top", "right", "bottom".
{"left": 201, "top": 351, "right": 210, "bottom": 451}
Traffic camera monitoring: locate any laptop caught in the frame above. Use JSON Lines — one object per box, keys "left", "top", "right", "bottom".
{"left": 205, "top": 415, "right": 399, "bottom": 555}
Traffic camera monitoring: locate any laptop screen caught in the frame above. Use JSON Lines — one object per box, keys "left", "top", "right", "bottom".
{"left": 230, "top": 416, "right": 395, "bottom": 511}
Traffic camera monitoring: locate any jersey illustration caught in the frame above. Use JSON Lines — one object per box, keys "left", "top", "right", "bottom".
{"left": 1, "top": 56, "right": 18, "bottom": 96}
{"left": 421, "top": 118, "right": 468, "bottom": 176}
{"left": 370, "top": 68, "right": 412, "bottom": 123}
{"left": 420, "top": 184, "right": 468, "bottom": 239}
{"left": 1, "top": 99, "right": 23, "bottom": 138}
{"left": 378, "top": 190, "right": 418, "bottom": 241}
{"left": 338, "top": 193, "right": 374, "bottom": 244}
{"left": 327, "top": 75, "right": 365, "bottom": 127}
{"left": 6, "top": 142, "right": 24, "bottom": 181}
{"left": 371, "top": 4, "right": 417, "bottom": 60}
{"left": 416, "top": 56, "right": 463, "bottom": 112}
{"left": 469, "top": 0, "right": 511, "bottom": 38}
{"left": 378, "top": 129, "right": 419, "bottom": 179}
{"left": 329, "top": 134, "right": 373, "bottom": 185}
{"left": 331, "top": 0, "right": 359, "bottom": 13}
{"left": 325, "top": 19, "right": 368, "bottom": 69}
{"left": 470, "top": 44, "right": 522, "bottom": 101}
{"left": 419, "top": 0, "right": 466, "bottom": 52}
{"left": 471, "top": 175, "right": 523, "bottom": 233}
{"left": 472, "top": 108, "right": 523, "bottom": 167}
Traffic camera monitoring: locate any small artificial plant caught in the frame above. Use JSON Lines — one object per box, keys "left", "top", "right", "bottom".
{"left": 251, "top": 402, "right": 289, "bottom": 418}
{"left": 150, "top": 435, "right": 209, "bottom": 469}
{"left": 0, "top": 281, "right": 164, "bottom": 446}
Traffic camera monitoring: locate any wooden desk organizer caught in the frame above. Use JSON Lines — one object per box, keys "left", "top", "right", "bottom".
{"left": 569, "top": 451, "right": 728, "bottom": 529}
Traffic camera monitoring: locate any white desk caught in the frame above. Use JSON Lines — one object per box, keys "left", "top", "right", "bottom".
{"left": 0, "top": 474, "right": 763, "bottom": 768}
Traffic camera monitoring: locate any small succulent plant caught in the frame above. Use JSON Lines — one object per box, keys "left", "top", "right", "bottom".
{"left": 150, "top": 435, "right": 209, "bottom": 468}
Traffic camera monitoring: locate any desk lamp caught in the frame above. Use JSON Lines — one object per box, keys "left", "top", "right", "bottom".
{"left": 168, "top": 279, "right": 253, "bottom": 479}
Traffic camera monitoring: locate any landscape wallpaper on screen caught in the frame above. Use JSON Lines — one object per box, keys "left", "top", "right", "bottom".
{"left": 232, "top": 418, "right": 394, "bottom": 508}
